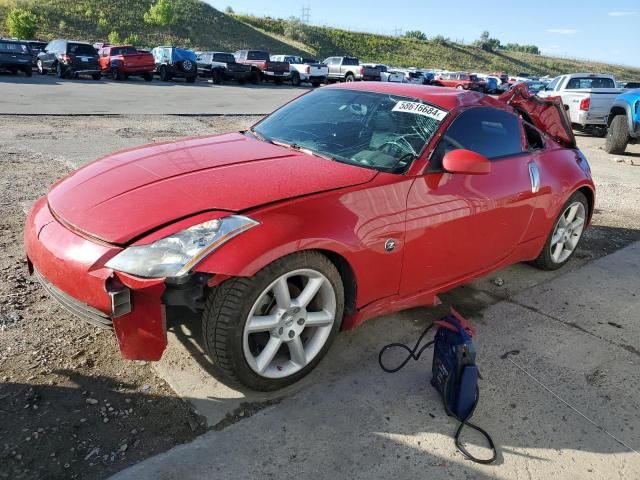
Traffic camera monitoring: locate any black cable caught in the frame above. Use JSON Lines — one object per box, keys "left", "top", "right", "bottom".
{"left": 443, "top": 374, "right": 497, "bottom": 464}
{"left": 378, "top": 324, "right": 497, "bottom": 465}
{"left": 378, "top": 324, "right": 435, "bottom": 373}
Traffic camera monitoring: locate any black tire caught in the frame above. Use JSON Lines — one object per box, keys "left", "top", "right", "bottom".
{"left": 92, "top": 73, "right": 101, "bottom": 81}
{"left": 345, "top": 73, "right": 355, "bottom": 83}
{"left": 186, "top": 75, "right": 196, "bottom": 83}
{"left": 37, "top": 59, "right": 47, "bottom": 75}
{"left": 202, "top": 251, "right": 345, "bottom": 391}
{"left": 24, "top": 67, "right": 33, "bottom": 77}
{"left": 249, "top": 70, "right": 259, "bottom": 84}
{"left": 274, "top": 78, "right": 283, "bottom": 85}
{"left": 143, "top": 72, "right": 153, "bottom": 82}
{"left": 291, "top": 72, "right": 300, "bottom": 86}
{"left": 111, "top": 67, "right": 122, "bottom": 80}
{"left": 605, "top": 115, "right": 629, "bottom": 154}
{"left": 238, "top": 78, "right": 246, "bottom": 85}
{"left": 212, "top": 69, "right": 223, "bottom": 85}
{"left": 312, "top": 81, "right": 321, "bottom": 88}
{"left": 159, "top": 65, "right": 170, "bottom": 82}
{"left": 55, "top": 63, "right": 65, "bottom": 79}
{"left": 531, "top": 191, "right": 589, "bottom": 271}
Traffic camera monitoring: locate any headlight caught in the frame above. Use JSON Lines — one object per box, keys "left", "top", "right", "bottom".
{"left": 105, "top": 215, "right": 259, "bottom": 278}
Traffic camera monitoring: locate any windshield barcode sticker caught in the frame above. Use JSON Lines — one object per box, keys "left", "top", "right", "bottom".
{"left": 392, "top": 101, "right": 447, "bottom": 121}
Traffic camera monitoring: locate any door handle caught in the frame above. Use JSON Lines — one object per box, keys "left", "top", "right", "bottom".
{"left": 528, "top": 162, "right": 540, "bottom": 194}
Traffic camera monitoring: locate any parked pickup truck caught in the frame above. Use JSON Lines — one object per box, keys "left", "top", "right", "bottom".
{"left": 234, "top": 50, "right": 290, "bottom": 84}
{"left": 196, "top": 51, "right": 252, "bottom": 84}
{"left": 605, "top": 89, "right": 640, "bottom": 154}
{"left": 323, "top": 56, "right": 380, "bottom": 82}
{"left": 537, "top": 73, "right": 622, "bottom": 133}
{"left": 270, "top": 55, "right": 328, "bottom": 87}
{"left": 362, "top": 64, "right": 403, "bottom": 83}
{"left": 151, "top": 46, "right": 198, "bottom": 83}
{"left": 98, "top": 45, "right": 155, "bottom": 81}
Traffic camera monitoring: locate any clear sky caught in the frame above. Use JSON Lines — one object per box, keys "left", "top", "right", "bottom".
{"left": 206, "top": 0, "right": 640, "bottom": 67}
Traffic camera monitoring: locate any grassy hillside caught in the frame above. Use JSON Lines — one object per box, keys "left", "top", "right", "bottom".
{"left": 1, "top": 0, "right": 638, "bottom": 79}
{"left": 0, "top": 0, "right": 308, "bottom": 54}
{"left": 234, "top": 14, "right": 640, "bottom": 79}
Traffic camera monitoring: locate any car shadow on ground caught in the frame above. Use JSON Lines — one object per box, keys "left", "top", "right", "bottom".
{"left": 165, "top": 223, "right": 640, "bottom": 405}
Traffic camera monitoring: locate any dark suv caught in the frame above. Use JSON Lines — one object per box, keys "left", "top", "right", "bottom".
{"left": 0, "top": 39, "right": 33, "bottom": 76}
{"left": 37, "top": 40, "right": 101, "bottom": 80}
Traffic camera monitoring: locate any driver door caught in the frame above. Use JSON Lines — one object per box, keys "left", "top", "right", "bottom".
{"left": 400, "top": 106, "right": 539, "bottom": 295}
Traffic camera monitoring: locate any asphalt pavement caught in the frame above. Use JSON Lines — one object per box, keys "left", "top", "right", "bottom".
{"left": 0, "top": 74, "right": 303, "bottom": 115}
{"left": 111, "top": 241, "right": 640, "bottom": 480}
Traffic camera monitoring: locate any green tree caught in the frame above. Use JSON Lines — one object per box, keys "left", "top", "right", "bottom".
{"left": 404, "top": 30, "right": 427, "bottom": 41}
{"left": 225, "top": 6, "right": 235, "bottom": 14}
{"left": 144, "top": 0, "right": 178, "bottom": 26}
{"left": 124, "top": 34, "right": 141, "bottom": 46}
{"left": 107, "top": 31, "right": 122, "bottom": 45}
{"left": 283, "top": 16, "right": 307, "bottom": 42}
{"left": 473, "top": 30, "right": 500, "bottom": 51}
{"left": 6, "top": 8, "right": 38, "bottom": 39}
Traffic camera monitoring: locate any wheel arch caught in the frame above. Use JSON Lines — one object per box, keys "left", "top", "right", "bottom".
{"left": 608, "top": 104, "right": 630, "bottom": 127}
{"left": 576, "top": 184, "right": 595, "bottom": 225}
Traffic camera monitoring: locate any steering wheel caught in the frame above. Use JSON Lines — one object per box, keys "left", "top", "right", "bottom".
{"left": 377, "top": 136, "right": 417, "bottom": 157}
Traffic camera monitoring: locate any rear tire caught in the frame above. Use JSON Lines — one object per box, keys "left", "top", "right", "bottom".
{"left": 111, "top": 67, "right": 122, "bottom": 80}
{"left": 202, "top": 251, "right": 344, "bottom": 391}
{"left": 345, "top": 73, "right": 355, "bottom": 83}
{"left": 249, "top": 71, "right": 259, "bottom": 84}
{"left": 143, "top": 72, "right": 153, "bottom": 82}
{"left": 56, "top": 63, "right": 65, "bottom": 79}
{"left": 92, "top": 73, "right": 101, "bottom": 81}
{"left": 605, "top": 115, "right": 629, "bottom": 154}
{"left": 186, "top": 75, "right": 196, "bottom": 83}
{"left": 159, "top": 65, "right": 170, "bottom": 82}
{"left": 212, "top": 70, "right": 223, "bottom": 85}
{"left": 24, "top": 67, "right": 33, "bottom": 77}
{"left": 312, "top": 81, "right": 321, "bottom": 88}
{"left": 531, "top": 191, "right": 588, "bottom": 271}
{"left": 291, "top": 72, "right": 300, "bottom": 86}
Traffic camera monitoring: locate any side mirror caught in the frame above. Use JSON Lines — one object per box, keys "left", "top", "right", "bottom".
{"left": 442, "top": 149, "right": 491, "bottom": 175}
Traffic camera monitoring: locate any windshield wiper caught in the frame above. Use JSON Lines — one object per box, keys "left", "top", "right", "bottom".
{"left": 246, "top": 128, "right": 271, "bottom": 144}
{"left": 270, "top": 139, "right": 336, "bottom": 162}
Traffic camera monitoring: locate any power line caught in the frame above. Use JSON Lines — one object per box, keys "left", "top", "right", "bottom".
{"left": 300, "top": 5, "right": 311, "bottom": 24}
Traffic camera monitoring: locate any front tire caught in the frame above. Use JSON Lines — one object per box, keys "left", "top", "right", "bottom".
{"left": 532, "top": 191, "right": 588, "bottom": 270}
{"left": 605, "top": 115, "right": 629, "bottom": 154}
{"left": 37, "top": 59, "right": 47, "bottom": 75}
{"left": 202, "top": 251, "right": 344, "bottom": 391}
{"left": 291, "top": 72, "right": 300, "bottom": 86}
{"left": 159, "top": 65, "right": 170, "bottom": 82}
{"left": 56, "top": 63, "right": 66, "bottom": 79}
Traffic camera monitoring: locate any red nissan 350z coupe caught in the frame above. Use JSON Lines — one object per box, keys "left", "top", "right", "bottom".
{"left": 25, "top": 83, "right": 594, "bottom": 391}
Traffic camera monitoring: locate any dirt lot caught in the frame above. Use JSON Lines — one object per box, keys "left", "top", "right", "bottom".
{"left": 1, "top": 115, "right": 639, "bottom": 479}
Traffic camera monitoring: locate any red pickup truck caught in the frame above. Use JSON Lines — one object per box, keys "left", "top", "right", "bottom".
{"left": 97, "top": 45, "right": 155, "bottom": 81}
{"left": 233, "top": 50, "right": 290, "bottom": 84}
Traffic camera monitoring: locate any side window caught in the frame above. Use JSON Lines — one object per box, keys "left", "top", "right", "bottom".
{"left": 523, "top": 123, "right": 545, "bottom": 151}
{"left": 430, "top": 107, "right": 524, "bottom": 170}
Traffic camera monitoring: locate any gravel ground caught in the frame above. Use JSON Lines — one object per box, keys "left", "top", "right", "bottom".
{"left": 1, "top": 115, "right": 639, "bottom": 479}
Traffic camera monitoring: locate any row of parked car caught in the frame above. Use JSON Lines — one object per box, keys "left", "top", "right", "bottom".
{"left": 0, "top": 37, "right": 548, "bottom": 94}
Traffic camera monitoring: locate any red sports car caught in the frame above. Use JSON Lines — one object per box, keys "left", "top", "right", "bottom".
{"left": 25, "top": 83, "right": 594, "bottom": 391}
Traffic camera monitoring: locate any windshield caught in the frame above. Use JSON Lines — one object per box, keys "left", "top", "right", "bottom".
{"left": 0, "top": 42, "right": 29, "bottom": 54}
{"left": 253, "top": 89, "right": 447, "bottom": 173}
{"left": 247, "top": 51, "right": 269, "bottom": 60}
{"left": 213, "top": 53, "right": 235, "bottom": 63}
{"left": 68, "top": 43, "right": 96, "bottom": 56}
{"left": 111, "top": 47, "right": 138, "bottom": 56}
{"left": 566, "top": 77, "right": 616, "bottom": 89}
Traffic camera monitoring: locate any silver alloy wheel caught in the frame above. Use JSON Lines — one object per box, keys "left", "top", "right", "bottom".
{"left": 183, "top": 60, "right": 192, "bottom": 71}
{"left": 37, "top": 59, "right": 43, "bottom": 74}
{"left": 550, "top": 201, "right": 586, "bottom": 264}
{"left": 243, "top": 269, "right": 336, "bottom": 379}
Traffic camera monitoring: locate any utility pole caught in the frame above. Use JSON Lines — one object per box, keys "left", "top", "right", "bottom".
{"left": 301, "top": 5, "right": 311, "bottom": 24}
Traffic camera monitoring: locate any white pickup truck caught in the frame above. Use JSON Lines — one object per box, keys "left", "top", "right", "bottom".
{"left": 270, "top": 55, "right": 328, "bottom": 87}
{"left": 537, "top": 73, "right": 622, "bottom": 132}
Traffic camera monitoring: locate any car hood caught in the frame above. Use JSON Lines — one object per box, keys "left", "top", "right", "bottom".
{"left": 47, "top": 133, "right": 377, "bottom": 244}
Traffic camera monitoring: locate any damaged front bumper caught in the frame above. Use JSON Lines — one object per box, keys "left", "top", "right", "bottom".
{"left": 24, "top": 196, "right": 167, "bottom": 361}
